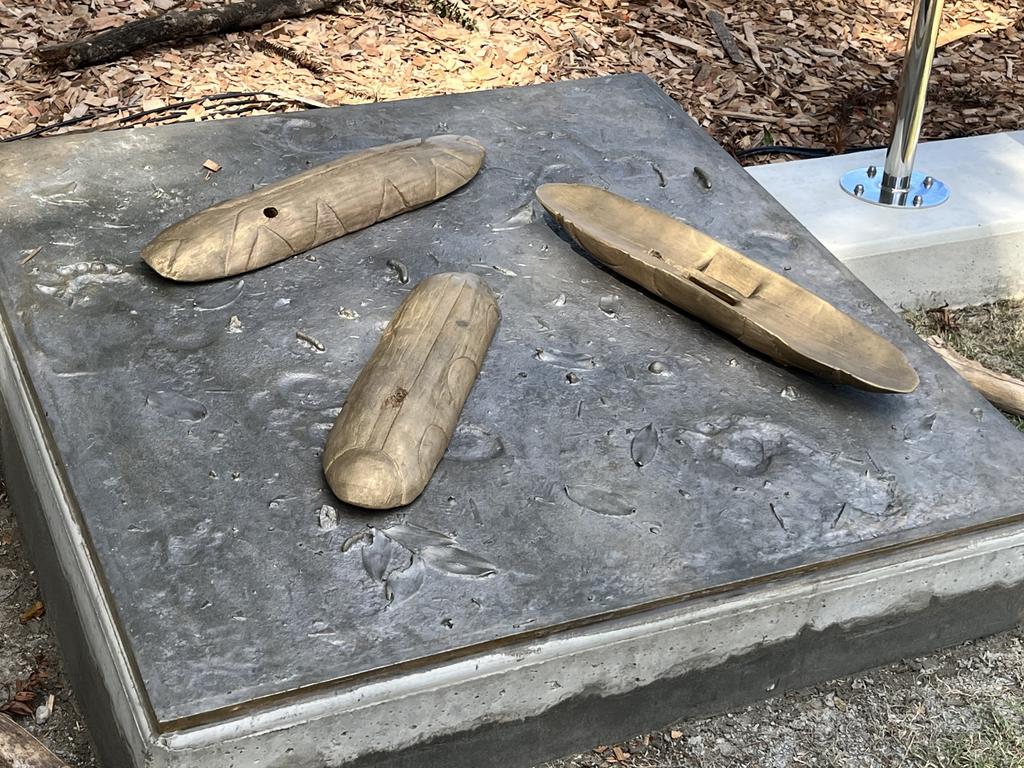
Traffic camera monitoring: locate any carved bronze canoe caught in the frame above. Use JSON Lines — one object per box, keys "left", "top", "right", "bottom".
{"left": 323, "top": 272, "right": 500, "bottom": 509}
{"left": 142, "top": 135, "right": 485, "bottom": 281}
{"left": 535, "top": 183, "right": 918, "bottom": 393}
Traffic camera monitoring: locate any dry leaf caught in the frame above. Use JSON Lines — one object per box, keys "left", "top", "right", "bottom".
{"left": 19, "top": 600, "right": 44, "bottom": 624}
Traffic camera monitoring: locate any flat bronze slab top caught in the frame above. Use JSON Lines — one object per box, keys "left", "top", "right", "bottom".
{"left": 535, "top": 183, "right": 919, "bottom": 393}
{"left": 0, "top": 75, "right": 1020, "bottom": 727}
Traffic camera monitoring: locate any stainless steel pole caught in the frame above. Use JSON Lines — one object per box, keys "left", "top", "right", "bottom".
{"left": 880, "top": 0, "right": 943, "bottom": 202}
{"left": 840, "top": 0, "right": 950, "bottom": 208}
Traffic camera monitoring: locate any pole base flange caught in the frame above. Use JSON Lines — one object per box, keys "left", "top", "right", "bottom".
{"left": 840, "top": 167, "right": 950, "bottom": 208}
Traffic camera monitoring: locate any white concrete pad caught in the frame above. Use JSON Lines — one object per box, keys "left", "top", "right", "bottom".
{"left": 748, "top": 132, "right": 1024, "bottom": 308}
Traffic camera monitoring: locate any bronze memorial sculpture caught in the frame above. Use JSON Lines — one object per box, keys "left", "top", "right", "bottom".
{"left": 139, "top": 129, "right": 919, "bottom": 515}
{"left": 535, "top": 183, "right": 919, "bottom": 394}
{"left": 322, "top": 272, "right": 500, "bottom": 509}
{"left": 142, "top": 135, "right": 485, "bottom": 281}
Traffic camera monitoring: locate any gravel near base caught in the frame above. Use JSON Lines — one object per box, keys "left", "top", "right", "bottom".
{"left": 0, "top": 477, "right": 98, "bottom": 768}
{"left": 543, "top": 631, "right": 1024, "bottom": 768}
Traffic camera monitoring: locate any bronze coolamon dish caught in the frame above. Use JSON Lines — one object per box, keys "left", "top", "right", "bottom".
{"left": 536, "top": 183, "right": 919, "bottom": 394}
{"left": 142, "top": 135, "right": 485, "bottom": 281}
{"left": 323, "top": 272, "right": 500, "bottom": 510}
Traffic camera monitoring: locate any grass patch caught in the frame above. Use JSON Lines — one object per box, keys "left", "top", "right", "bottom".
{"left": 910, "top": 699, "right": 1024, "bottom": 768}
{"left": 904, "top": 299, "right": 1024, "bottom": 431}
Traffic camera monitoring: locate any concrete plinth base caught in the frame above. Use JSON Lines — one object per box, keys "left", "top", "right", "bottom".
{"left": 748, "top": 132, "right": 1024, "bottom": 309}
{"left": 1, "top": 75, "right": 1022, "bottom": 768}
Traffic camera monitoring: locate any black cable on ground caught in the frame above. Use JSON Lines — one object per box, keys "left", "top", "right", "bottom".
{"left": 124, "top": 95, "right": 282, "bottom": 126}
{"left": 733, "top": 143, "right": 886, "bottom": 160}
{"left": 1, "top": 90, "right": 321, "bottom": 143}
{"left": 734, "top": 145, "right": 833, "bottom": 159}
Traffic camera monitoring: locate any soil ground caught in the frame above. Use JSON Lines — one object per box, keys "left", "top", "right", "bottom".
{"left": 0, "top": 477, "right": 100, "bottom": 768}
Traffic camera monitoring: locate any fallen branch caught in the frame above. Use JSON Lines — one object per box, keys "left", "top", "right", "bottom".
{"left": 35, "top": 0, "right": 337, "bottom": 69}
{"left": 251, "top": 36, "right": 329, "bottom": 75}
{"left": 2, "top": 91, "right": 320, "bottom": 143}
{"left": 0, "top": 713, "right": 70, "bottom": 768}
{"left": 740, "top": 20, "right": 767, "bottom": 74}
{"left": 935, "top": 21, "right": 993, "bottom": 49}
{"left": 926, "top": 335, "right": 1024, "bottom": 417}
{"left": 650, "top": 29, "right": 716, "bottom": 59}
{"left": 707, "top": 10, "right": 744, "bottom": 65}
{"left": 425, "top": 0, "right": 475, "bottom": 31}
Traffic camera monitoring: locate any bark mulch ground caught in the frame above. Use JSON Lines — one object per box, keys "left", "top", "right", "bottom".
{"left": 2, "top": 1, "right": 1022, "bottom": 159}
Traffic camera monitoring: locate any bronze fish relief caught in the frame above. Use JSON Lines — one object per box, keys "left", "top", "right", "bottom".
{"left": 535, "top": 183, "right": 918, "bottom": 393}
{"left": 142, "top": 135, "right": 485, "bottom": 281}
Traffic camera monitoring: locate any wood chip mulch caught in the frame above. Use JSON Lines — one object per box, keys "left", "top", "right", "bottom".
{"left": 1, "top": 0, "right": 1022, "bottom": 161}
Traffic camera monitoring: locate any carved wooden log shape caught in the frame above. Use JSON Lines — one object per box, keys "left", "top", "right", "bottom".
{"left": 142, "top": 135, "right": 485, "bottom": 281}
{"left": 536, "top": 183, "right": 919, "bottom": 394}
{"left": 323, "top": 273, "right": 500, "bottom": 509}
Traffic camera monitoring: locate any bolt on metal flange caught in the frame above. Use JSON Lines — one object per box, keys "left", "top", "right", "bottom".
{"left": 840, "top": 0, "right": 950, "bottom": 209}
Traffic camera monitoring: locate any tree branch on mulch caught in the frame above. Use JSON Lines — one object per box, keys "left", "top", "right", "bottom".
{"left": 926, "top": 335, "right": 1024, "bottom": 417}
{"left": 251, "top": 37, "right": 328, "bottom": 75}
{"left": 1, "top": 91, "right": 321, "bottom": 143}
{"left": 35, "top": 0, "right": 338, "bottom": 69}
{"left": 426, "top": 0, "right": 474, "bottom": 30}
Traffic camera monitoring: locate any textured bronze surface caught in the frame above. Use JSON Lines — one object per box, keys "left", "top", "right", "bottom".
{"left": 323, "top": 272, "right": 500, "bottom": 509}
{"left": 142, "top": 135, "right": 485, "bottom": 281}
{"left": 536, "top": 183, "right": 919, "bottom": 393}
